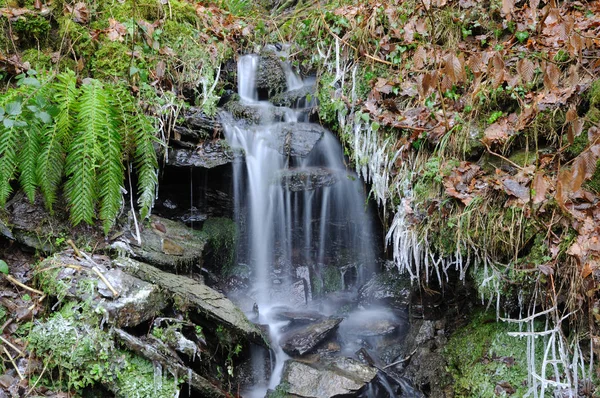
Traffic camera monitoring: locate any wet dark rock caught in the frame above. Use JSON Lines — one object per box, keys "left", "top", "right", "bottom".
{"left": 271, "top": 122, "right": 325, "bottom": 157}
{"left": 270, "top": 85, "right": 316, "bottom": 108}
{"left": 35, "top": 251, "right": 167, "bottom": 328}
{"left": 280, "top": 316, "right": 342, "bottom": 356}
{"left": 272, "top": 308, "right": 324, "bottom": 324}
{"left": 115, "top": 256, "right": 266, "bottom": 345}
{"left": 256, "top": 51, "right": 287, "bottom": 100}
{"left": 123, "top": 215, "right": 207, "bottom": 271}
{"left": 181, "top": 107, "right": 223, "bottom": 139}
{"left": 167, "top": 140, "right": 233, "bottom": 169}
{"left": 358, "top": 271, "right": 411, "bottom": 310}
{"left": 279, "top": 167, "right": 339, "bottom": 191}
{"left": 223, "top": 100, "right": 287, "bottom": 124}
{"left": 281, "top": 357, "right": 378, "bottom": 398}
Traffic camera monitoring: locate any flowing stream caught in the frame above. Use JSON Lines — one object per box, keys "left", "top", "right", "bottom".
{"left": 222, "top": 52, "right": 414, "bottom": 397}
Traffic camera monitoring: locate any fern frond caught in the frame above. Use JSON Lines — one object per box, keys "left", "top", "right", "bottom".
{"left": 52, "top": 71, "right": 79, "bottom": 146}
{"left": 0, "top": 120, "right": 22, "bottom": 205}
{"left": 37, "top": 122, "right": 65, "bottom": 211}
{"left": 65, "top": 80, "right": 105, "bottom": 226}
{"left": 97, "top": 90, "right": 124, "bottom": 234}
{"left": 132, "top": 110, "right": 158, "bottom": 219}
{"left": 18, "top": 118, "right": 42, "bottom": 202}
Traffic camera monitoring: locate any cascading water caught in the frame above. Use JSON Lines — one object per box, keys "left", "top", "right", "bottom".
{"left": 222, "top": 52, "right": 414, "bottom": 397}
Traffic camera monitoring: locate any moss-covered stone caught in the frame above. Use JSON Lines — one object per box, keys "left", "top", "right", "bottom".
{"left": 91, "top": 41, "right": 133, "bottom": 81}
{"left": 20, "top": 48, "right": 53, "bottom": 71}
{"left": 444, "top": 310, "right": 541, "bottom": 397}
{"left": 202, "top": 217, "right": 238, "bottom": 276}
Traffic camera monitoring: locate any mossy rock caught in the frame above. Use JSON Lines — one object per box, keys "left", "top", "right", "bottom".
{"left": 202, "top": 217, "right": 237, "bottom": 276}
{"left": 444, "top": 310, "right": 543, "bottom": 397}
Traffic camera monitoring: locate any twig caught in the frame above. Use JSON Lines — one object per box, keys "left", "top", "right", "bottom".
{"left": 26, "top": 353, "right": 51, "bottom": 396}
{"left": 2, "top": 346, "right": 24, "bottom": 380}
{"left": 383, "top": 349, "right": 417, "bottom": 369}
{"left": 0, "top": 336, "right": 24, "bottom": 359}
{"left": 66, "top": 239, "right": 82, "bottom": 258}
{"left": 0, "top": 318, "right": 13, "bottom": 334}
{"left": 91, "top": 267, "right": 119, "bottom": 298}
{"left": 481, "top": 141, "right": 525, "bottom": 171}
{"left": 3, "top": 275, "right": 43, "bottom": 296}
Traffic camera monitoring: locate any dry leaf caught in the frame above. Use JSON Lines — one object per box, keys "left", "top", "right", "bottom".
{"left": 65, "top": 2, "right": 89, "bottom": 24}
{"left": 517, "top": 58, "right": 535, "bottom": 84}
{"left": 413, "top": 47, "right": 426, "bottom": 70}
{"left": 532, "top": 173, "right": 549, "bottom": 204}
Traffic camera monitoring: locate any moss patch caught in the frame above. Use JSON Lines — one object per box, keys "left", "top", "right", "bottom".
{"left": 202, "top": 217, "right": 238, "bottom": 276}
{"left": 444, "top": 310, "right": 542, "bottom": 397}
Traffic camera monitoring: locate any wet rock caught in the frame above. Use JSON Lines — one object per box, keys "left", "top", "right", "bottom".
{"left": 358, "top": 271, "right": 411, "bottom": 310}
{"left": 256, "top": 51, "right": 287, "bottom": 100}
{"left": 271, "top": 122, "right": 325, "bottom": 157}
{"left": 281, "top": 357, "right": 378, "bottom": 398}
{"left": 167, "top": 140, "right": 233, "bottom": 169}
{"left": 180, "top": 107, "right": 223, "bottom": 139}
{"left": 115, "top": 256, "right": 265, "bottom": 345}
{"left": 280, "top": 316, "right": 342, "bottom": 356}
{"left": 270, "top": 85, "right": 317, "bottom": 108}
{"left": 279, "top": 167, "right": 339, "bottom": 191}
{"left": 35, "top": 251, "right": 167, "bottom": 328}
{"left": 124, "top": 215, "right": 207, "bottom": 272}
{"left": 272, "top": 309, "right": 324, "bottom": 324}
{"left": 223, "top": 100, "right": 287, "bottom": 124}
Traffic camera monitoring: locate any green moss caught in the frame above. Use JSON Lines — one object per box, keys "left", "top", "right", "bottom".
{"left": 0, "top": 305, "right": 6, "bottom": 324}
{"left": 13, "top": 14, "right": 51, "bottom": 41}
{"left": 202, "top": 217, "right": 238, "bottom": 276}
{"left": 91, "top": 41, "right": 133, "bottom": 80}
{"left": 322, "top": 265, "right": 342, "bottom": 293}
{"left": 57, "top": 16, "right": 95, "bottom": 61}
{"left": 114, "top": 353, "right": 180, "bottom": 398}
{"left": 20, "top": 48, "right": 53, "bottom": 71}
{"left": 33, "top": 258, "right": 72, "bottom": 302}
{"left": 589, "top": 79, "right": 600, "bottom": 108}
{"left": 444, "top": 310, "right": 543, "bottom": 397}
{"left": 508, "top": 149, "right": 536, "bottom": 167}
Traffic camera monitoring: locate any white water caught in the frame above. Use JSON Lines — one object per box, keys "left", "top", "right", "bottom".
{"left": 222, "top": 54, "right": 377, "bottom": 396}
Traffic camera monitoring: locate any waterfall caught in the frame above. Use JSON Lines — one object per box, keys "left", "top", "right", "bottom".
{"left": 222, "top": 54, "right": 377, "bottom": 396}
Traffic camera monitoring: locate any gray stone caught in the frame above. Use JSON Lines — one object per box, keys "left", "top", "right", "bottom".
{"left": 35, "top": 252, "right": 167, "bottom": 328}
{"left": 114, "top": 256, "right": 266, "bottom": 345}
{"left": 167, "top": 140, "right": 233, "bottom": 169}
{"left": 223, "top": 100, "right": 287, "bottom": 124}
{"left": 280, "top": 316, "right": 342, "bottom": 356}
{"left": 278, "top": 167, "right": 339, "bottom": 191}
{"left": 256, "top": 51, "right": 287, "bottom": 99}
{"left": 126, "top": 215, "right": 207, "bottom": 271}
{"left": 270, "top": 85, "right": 316, "bottom": 108}
{"left": 273, "top": 309, "right": 324, "bottom": 324}
{"left": 358, "top": 272, "right": 411, "bottom": 310}
{"left": 281, "top": 357, "right": 378, "bottom": 398}
{"left": 270, "top": 122, "right": 325, "bottom": 157}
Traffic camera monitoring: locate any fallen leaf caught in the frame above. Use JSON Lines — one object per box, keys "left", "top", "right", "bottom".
{"left": 65, "top": 2, "right": 89, "bottom": 24}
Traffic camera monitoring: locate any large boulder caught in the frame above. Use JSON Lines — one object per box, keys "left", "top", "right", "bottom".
{"left": 34, "top": 251, "right": 167, "bottom": 328}
{"left": 280, "top": 316, "right": 342, "bottom": 356}
{"left": 167, "top": 140, "right": 233, "bottom": 169}
{"left": 256, "top": 51, "right": 287, "bottom": 100}
{"left": 270, "top": 85, "right": 316, "bottom": 108}
{"left": 114, "top": 257, "right": 265, "bottom": 346}
{"left": 278, "top": 167, "right": 339, "bottom": 191}
{"left": 281, "top": 357, "right": 378, "bottom": 398}
{"left": 270, "top": 122, "right": 325, "bottom": 157}
{"left": 124, "top": 215, "right": 207, "bottom": 272}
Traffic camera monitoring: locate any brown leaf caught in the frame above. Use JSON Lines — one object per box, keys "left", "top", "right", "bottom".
{"left": 413, "top": 47, "right": 426, "bottom": 70}
{"left": 539, "top": 264, "right": 554, "bottom": 275}
{"left": 543, "top": 62, "right": 560, "bottom": 91}
{"left": 482, "top": 118, "right": 510, "bottom": 145}
{"left": 490, "top": 53, "right": 506, "bottom": 88}
{"left": 33, "top": 0, "right": 42, "bottom": 10}
{"left": 516, "top": 58, "right": 535, "bottom": 84}
{"left": 501, "top": 0, "right": 515, "bottom": 17}
{"left": 582, "top": 262, "right": 593, "bottom": 278}
{"left": 503, "top": 178, "right": 530, "bottom": 202}
{"left": 106, "top": 18, "right": 127, "bottom": 42}
{"left": 444, "top": 53, "right": 465, "bottom": 84}
{"left": 65, "top": 2, "right": 89, "bottom": 24}
{"left": 532, "top": 173, "right": 549, "bottom": 204}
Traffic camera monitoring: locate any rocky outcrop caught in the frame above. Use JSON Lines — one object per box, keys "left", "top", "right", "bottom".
{"left": 280, "top": 316, "right": 342, "bottom": 356}
{"left": 124, "top": 215, "right": 207, "bottom": 271}
{"left": 358, "top": 270, "right": 411, "bottom": 310}
{"left": 270, "top": 122, "right": 325, "bottom": 157}
{"left": 270, "top": 85, "right": 316, "bottom": 108}
{"left": 256, "top": 51, "right": 287, "bottom": 100}
{"left": 279, "top": 167, "right": 339, "bottom": 191}
{"left": 34, "top": 251, "right": 167, "bottom": 328}
{"left": 281, "top": 357, "right": 378, "bottom": 398}
{"left": 114, "top": 257, "right": 265, "bottom": 345}
{"left": 167, "top": 140, "right": 233, "bottom": 169}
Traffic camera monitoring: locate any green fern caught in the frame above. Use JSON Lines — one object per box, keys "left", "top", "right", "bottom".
{"left": 37, "top": 71, "right": 79, "bottom": 211}
{"left": 0, "top": 71, "right": 160, "bottom": 233}
{"left": 65, "top": 80, "right": 104, "bottom": 227}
